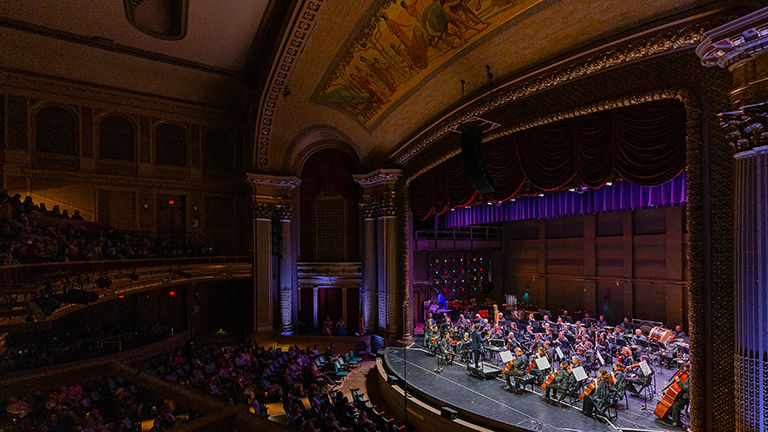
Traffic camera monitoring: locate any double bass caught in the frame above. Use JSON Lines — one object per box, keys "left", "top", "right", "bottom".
{"left": 653, "top": 368, "right": 689, "bottom": 419}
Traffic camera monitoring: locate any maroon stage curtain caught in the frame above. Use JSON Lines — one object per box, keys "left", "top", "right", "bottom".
{"left": 409, "top": 99, "right": 685, "bottom": 220}
{"left": 409, "top": 153, "right": 476, "bottom": 220}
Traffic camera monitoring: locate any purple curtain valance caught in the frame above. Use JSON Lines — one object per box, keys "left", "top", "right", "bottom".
{"left": 439, "top": 171, "right": 686, "bottom": 227}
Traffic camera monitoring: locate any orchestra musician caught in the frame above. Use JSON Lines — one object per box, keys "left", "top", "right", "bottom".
{"left": 618, "top": 317, "right": 632, "bottom": 332}
{"left": 619, "top": 346, "right": 634, "bottom": 367}
{"left": 609, "top": 362, "right": 627, "bottom": 400}
{"left": 596, "top": 314, "right": 608, "bottom": 327}
{"left": 502, "top": 347, "right": 528, "bottom": 392}
{"left": 440, "top": 331, "right": 456, "bottom": 365}
{"left": 560, "top": 310, "right": 573, "bottom": 323}
{"left": 424, "top": 318, "right": 434, "bottom": 349}
{"left": 582, "top": 369, "right": 611, "bottom": 417}
{"left": 625, "top": 355, "right": 653, "bottom": 397}
{"left": 529, "top": 346, "right": 550, "bottom": 385}
{"left": 459, "top": 332, "right": 471, "bottom": 363}
{"left": 543, "top": 362, "right": 570, "bottom": 400}
{"left": 661, "top": 363, "right": 690, "bottom": 427}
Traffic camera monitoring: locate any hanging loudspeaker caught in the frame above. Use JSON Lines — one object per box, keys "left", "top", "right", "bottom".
{"left": 460, "top": 125, "right": 496, "bottom": 194}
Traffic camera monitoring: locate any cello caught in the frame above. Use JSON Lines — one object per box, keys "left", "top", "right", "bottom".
{"left": 654, "top": 367, "right": 689, "bottom": 420}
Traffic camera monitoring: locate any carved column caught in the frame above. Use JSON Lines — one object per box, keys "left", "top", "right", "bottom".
{"left": 246, "top": 173, "right": 301, "bottom": 334}
{"left": 698, "top": 9, "right": 768, "bottom": 431}
{"left": 354, "top": 169, "right": 403, "bottom": 340}
{"left": 250, "top": 200, "right": 273, "bottom": 333}
{"left": 277, "top": 205, "right": 296, "bottom": 334}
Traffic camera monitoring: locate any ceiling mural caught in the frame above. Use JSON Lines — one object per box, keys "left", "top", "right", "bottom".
{"left": 311, "top": 0, "right": 546, "bottom": 129}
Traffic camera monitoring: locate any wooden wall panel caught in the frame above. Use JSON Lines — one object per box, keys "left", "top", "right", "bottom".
{"left": 502, "top": 207, "right": 687, "bottom": 327}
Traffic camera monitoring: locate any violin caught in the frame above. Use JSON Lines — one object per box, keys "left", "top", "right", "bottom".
{"left": 654, "top": 368, "right": 688, "bottom": 419}
{"left": 578, "top": 375, "right": 613, "bottom": 400}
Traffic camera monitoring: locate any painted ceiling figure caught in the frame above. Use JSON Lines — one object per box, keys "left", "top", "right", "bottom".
{"left": 360, "top": 55, "right": 398, "bottom": 93}
{"left": 380, "top": 12, "right": 429, "bottom": 69}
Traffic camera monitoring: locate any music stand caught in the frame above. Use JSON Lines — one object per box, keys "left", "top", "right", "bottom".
{"left": 499, "top": 350, "right": 514, "bottom": 364}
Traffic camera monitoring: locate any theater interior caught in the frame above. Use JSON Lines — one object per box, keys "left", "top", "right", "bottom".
{"left": 1, "top": 1, "right": 767, "bottom": 431}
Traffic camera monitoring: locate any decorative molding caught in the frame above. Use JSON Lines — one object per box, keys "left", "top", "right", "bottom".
{"left": 297, "top": 261, "right": 362, "bottom": 289}
{"left": 696, "top": 6, "right": 768, "bottom": 69}
{"left": 720, "top": 103, "right": 768, "bottom": 153}
{"left": 359, "top": 194, "right": 396, "bottom": 219}
{"left": 250, "top": 200, "right": 276, "bottom": 219}
{"left": 391, "top": 16, "right": 726, "bottom": 166}
{"left": 275, "top": 203, "right": 295, "bottom": 221}
{"left": 256, "top": 0, "right": 325, "bottom": 168}
{"left": 246, "top": 173, "right": 302, "bottom": 189}
{"left": 352, "top": 169, "right": 402, "bottom": 188}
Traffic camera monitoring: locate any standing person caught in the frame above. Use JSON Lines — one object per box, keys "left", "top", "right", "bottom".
{"left": 470, "top": 323, "right": 484, "bottom": 368}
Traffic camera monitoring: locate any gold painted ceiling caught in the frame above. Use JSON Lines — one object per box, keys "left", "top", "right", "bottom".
{"left": 312, "top": 0, "right": 546, "bottom": 129}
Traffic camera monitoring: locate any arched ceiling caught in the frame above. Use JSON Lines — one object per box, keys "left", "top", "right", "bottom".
{"left": 265, "top": 0, "right": 724, "bottom": 172}
{"left": 0, "top": 0, "right": 740, "bottom": 172}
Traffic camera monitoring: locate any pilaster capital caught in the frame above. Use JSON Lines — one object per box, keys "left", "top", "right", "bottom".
{"left": 696, "top": 7, "right": 768, "bottom": 69}
{"left": 251, "top": 200, "right": 276, "bottom": 219}
{"left": 720, "top": 103, "right": 768, "bottom": 153}
{"left": 359, "top": 192, "right": 397, "bottom": 218}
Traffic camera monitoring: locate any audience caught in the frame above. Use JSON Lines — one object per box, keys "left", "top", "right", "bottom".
{"left": 144, "top": 340, "right": 390, "bottom": 431}
{"left": 0, "top": 375, "right": 195, "bottom": 432}
{"left": 0, "top": 191, "right": 213, "bottom": 265}
{"left": 0, "top": 320, "right": 172, "bottom": 375}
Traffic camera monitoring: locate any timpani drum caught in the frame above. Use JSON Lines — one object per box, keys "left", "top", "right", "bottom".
{"left": 649, "top": 326, "right": 674, "bottom": 344}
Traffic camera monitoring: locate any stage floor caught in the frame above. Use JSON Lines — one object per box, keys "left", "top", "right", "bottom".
{"left": 384, "top": 344, "right": 685, "bottom": 432}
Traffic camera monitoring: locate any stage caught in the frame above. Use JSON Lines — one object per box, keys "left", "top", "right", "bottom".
{"left": 383, "top": 344, "right": 684, "bottom": 432}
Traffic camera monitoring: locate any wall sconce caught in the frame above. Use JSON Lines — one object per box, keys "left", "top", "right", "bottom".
{"left": 192, "top": 205, "right": 198, "bottom": 212}
{"left": 143, "top": 203, "right": 150, "bottom": 209}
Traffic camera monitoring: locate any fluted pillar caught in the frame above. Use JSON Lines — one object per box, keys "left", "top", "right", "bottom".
{"left": 354, "top": 169, "right": 403, "bottom": 340}
{"left": 278, "top": 211, "right": 295, "bottom": 334}
{"left": 698, "top": 9, "right": 768, "bottom": 431}
{"left": 247, "top": 173, "right": 301, "bottom": 334}
{"left": 362, "top": 216, "right": 377, "bottom": 334}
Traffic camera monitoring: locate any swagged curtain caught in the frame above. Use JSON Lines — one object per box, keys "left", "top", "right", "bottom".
{"left": 410, "top": 99, "right": 685, "bottom": 220}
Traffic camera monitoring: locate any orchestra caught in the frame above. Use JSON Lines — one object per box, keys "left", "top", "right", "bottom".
{"left": 419, "top": 304, "right": 691, "bottom": 428}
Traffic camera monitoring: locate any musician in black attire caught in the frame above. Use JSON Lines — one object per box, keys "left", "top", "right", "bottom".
{"left": 625, "top": 355, "right": 653, "bottom": 397}
{"left": 470, "top": 324, "right": 484, "bottom": 368}
{"left": 502, "top": 348, "right": 528, "bottom": 392}
{"left": 663, "top": 363, "right": 690, "bottom": 428}
{"left": 582, "top": 369, "right": 611, "bottom": 417}
{"left": 544, "top": 363, "right": 570, "bottom": 400}
{"left": 440, "top": 332, "right": 455, "bottom": 365}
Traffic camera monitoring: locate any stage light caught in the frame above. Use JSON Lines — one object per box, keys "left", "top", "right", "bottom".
{"left": 486, "top": 202, "right": 492, "bottom": 205}
{"left": 606, "top": 181, "right": 613, "bottom": 186}
{"left": 168, "top": 200, "right": 175, "bottom": 205}
{"left": 538, "top": 193, "right": 544, "bottom": 197}
{"left": 568, "top": 188, "right": 575, "bottom": 192}
{"left": 511, "top": 198, "right": 515, "bottom": 202}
